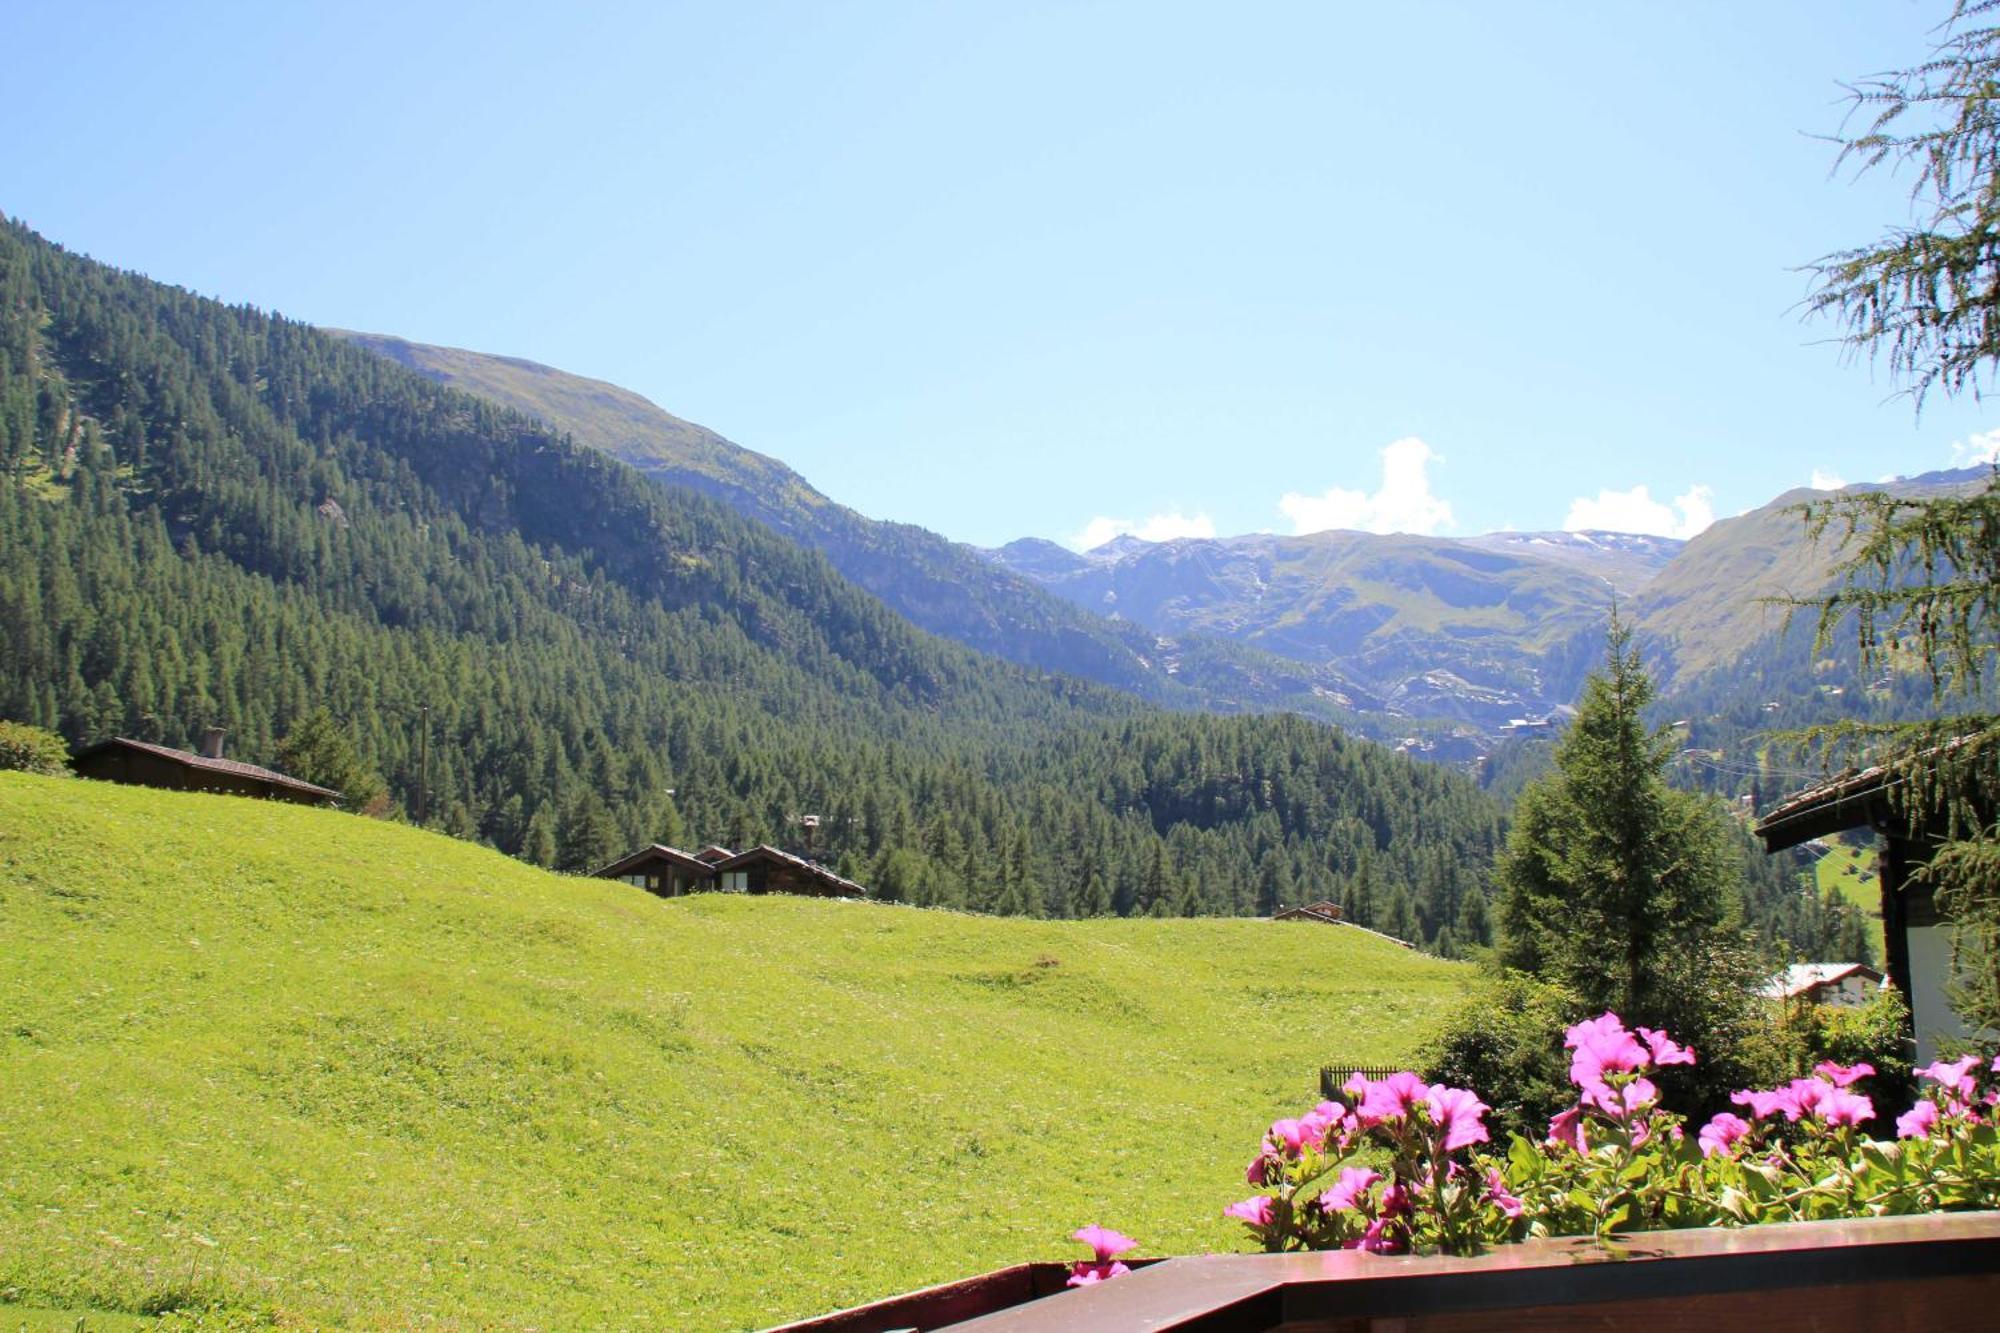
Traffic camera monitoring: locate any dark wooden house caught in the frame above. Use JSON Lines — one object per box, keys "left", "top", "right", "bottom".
{"left": 72, "top": 733, "right": 340, "bottom": 807}
{"left": 1756, "top": 755, "right": 1989, "bottom": 1062}
{"left": 713, "top": 845, "right": 867, "bottom": 897}
{"left": 593, "top": 842, "right": 867, "bottom": 900}
{"left": 1273, "top": 900, "right": 1346, "bottom": 925}
{"left": 594, "top": 844, "right": 718, "bottom": 898}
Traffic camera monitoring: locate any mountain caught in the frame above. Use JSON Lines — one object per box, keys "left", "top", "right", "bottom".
{"left": 1634, "top": 468, "right": 1992, "bottom": 691}
{"left": 988, "top": 529, "right": 1621, "bottom": 731}
{"left": 1458, "top": 529, "right": 1682, "bottom": 596}
{"left": 0, "top": 215, "right": 1503, "bottom": 943}
{"left": 330, "top": 332, "right": 1387, "bottom": 725}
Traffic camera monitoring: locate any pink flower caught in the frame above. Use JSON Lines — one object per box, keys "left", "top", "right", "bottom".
{"left": 1225, "top": 1196, "right": 1275, "bottom": 1227}
{"left": 1067, "top": 1260, "right": 1131, "bottom": 1287}
{"left": 1785, "top": 1077, "right": 1833, "bottom": 1122}
{"left": 1919, "top": 1055, "right": 1980, "bottom": 1102}
{"left": 1697, "top": 1112, "right": 1750, "bottom": 1157}
{"left": 1897, "top": 1099, "right": 1940, "bottom": 1139}
{"left": 1294, "top": 1101, "right": 1347, "bottom": 1154}
{"left": 1483, "top": 1167, "right": 1524, "bottom": 1219}
{"left": 1071, "top": 1225, "right": 1138, "bottom": 1263}
{"left": 1267, "top": 1118, "right": 1312, "bottom": 1157}
{"left": 1582, "top": 1075, "right": 1658, "bottom": 1119}
{"left": 1819, "top": 1089, "right": 1875, "bottom": 1128}
{"left": 1425, "top": 1085, "right": 1491, "bottom": 1151}
{"left": 1245, "top": 1149, "right": 1277, "bottom": 1186}
{"left": 1321, "top": 1166, "right": 1382, "bottom": 1214}
{"left": 1814, "top": 1060, "right": 1874, "bottom": 1088}
{"left": 1731, "top": 1087, "right": 1792, "bottom": 1121}
{"left": 1565, "top": 1013, "right": 1650, "bottom": 1091}
{"left": 1547, "top": 1105, "right": 1588, "bottom": 1153}
{"left": 1636, "top": 1026, "right": 1697, "bottom": 1067}
{"left": 1348, "top": 1070, "right": 1431, "bottom": 1127}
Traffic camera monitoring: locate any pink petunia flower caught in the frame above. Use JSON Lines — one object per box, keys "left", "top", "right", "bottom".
{"left": 1348, "top": 1070, "right": 1431, "bottom": 1127}
{"left": 1547, "top": 1104, "right": 1588, "bottom": 1153}
{"left": 1918, "top": 1055, "right": 1980, "bottom": 1103}
{"left": 1067, "top": 1260, "right": 1131, "bottom": 1287}
{"left": 1636, "top": 1026, "right": 1697, "bottom": 1067}
{"left": 1225, "top": 1196, "right": 1275, "bottom": 1227}
{"left": 1897, "top": 1099, "right": 1940, "bottom": 1140}
{"left": 1698, "top": 1112, "right": 1751, "bottom": 1157}
{"left": 1425, "top": 1085, "right": 1491, "bottom": 1151}
{"left": 1072, "top": 1225, "right": 1139, "bottom": 1262}
{"left": 1731, "top": 1086, "right": 1792, "bottom": 1121}
{"left": 1583, "top": 1075, "right": 1658, "bottom": 1119}
{"left": 1267, "top": 1118, "right": 1312, "bottom": 1157}
{"left": 1245, "top": 1149, "right": 1277, "bottom": 1186}
{"left": 1321, "top": 1166, "right": 1382, "bottom": 1214}
{"left": 1818, "top": 1089, "right": 1875, "bottom": 1128}
{"left": 1483, "top": 1167, "right": 1524, "bottom": 1219}
{"left": 1814, "top": 1060, "right": 1875, "bottom": 1088}
{"left": 1565, "top": 1013, "right": 1650, "bottom": 1091}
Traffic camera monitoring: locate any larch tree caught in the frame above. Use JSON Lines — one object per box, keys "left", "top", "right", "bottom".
{"left": 1803, "top": 0, "right": 2000, "bottom": 1032}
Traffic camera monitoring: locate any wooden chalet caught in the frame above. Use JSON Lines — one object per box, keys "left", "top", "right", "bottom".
{"left": 1273, "top": 900, "right": 1346, "bottom": 925}
{"left": 594, "top": 844, "right": 717, "bottom": 898}
{"left": 593, "top": 842, "right": 867, "bottom": 900}
{"left": 1756, "top": 749, "right": 1994, "bottom": 1061}
{"left": 1760, "top": 962, "right": 1888, "bottom": 1008}
{"left": 71, "top": 733, "right": 340, "bottom": 807}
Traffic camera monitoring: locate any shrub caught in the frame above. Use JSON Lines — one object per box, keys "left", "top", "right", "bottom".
{"left": 0, "top": 720, "right": 71, "bottom": 777}
{"left": 1417, "top": 972, "right": 1576, "bottom": 1144}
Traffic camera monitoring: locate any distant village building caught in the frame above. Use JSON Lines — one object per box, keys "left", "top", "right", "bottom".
{"left": 71, "top": 732, "right": 340, "bottom": 807}
{"left": 1272, "top": 900, "right": 1346, "bottom": 926}
{"left": 593, "top": 842, "right": 867, "bottom": 899}
{"left": 1759, "top": 962, "right": 1886, "bottom": 1009}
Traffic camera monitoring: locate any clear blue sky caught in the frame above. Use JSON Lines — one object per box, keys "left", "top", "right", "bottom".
{"left": 6, "top": 1, "right": 1994, "bottom": 548}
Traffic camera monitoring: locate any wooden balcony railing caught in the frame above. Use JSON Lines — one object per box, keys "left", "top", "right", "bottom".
{"left": 770, "top": 1211, "right": 2000, "bottom": 1332}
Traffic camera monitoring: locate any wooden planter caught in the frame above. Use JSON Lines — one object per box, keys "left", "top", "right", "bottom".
{"left": 770, "top": 1211, "right": 2000, "bottom": 1331}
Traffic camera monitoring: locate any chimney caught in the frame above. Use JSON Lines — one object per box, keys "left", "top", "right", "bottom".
{"left": 200, "top": 727, "right": 226, "bottom": 759}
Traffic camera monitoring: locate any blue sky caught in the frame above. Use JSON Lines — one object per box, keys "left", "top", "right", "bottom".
{"left": 6, "top": 1, "right": 1997, "bottom": 548}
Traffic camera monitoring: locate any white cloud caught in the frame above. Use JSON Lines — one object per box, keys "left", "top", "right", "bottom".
{"left": 1563, "top": 483, "right": 1715, "bottom": 539}
{"left": 1950, "top": 427, "right": 2000, "bottom": 467}
{"left": 1810, "top": 469, "right": 1848, "bottom": 491}
{"left": 1278, "top": 437, "right": 1455, "bottom": 536}
{"left": 1068, "top": 508, "right": 1216, "bottom": 552}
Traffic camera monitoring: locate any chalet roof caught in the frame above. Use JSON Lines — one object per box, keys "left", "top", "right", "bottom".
{"left": 73, "top": 736, "right": 341, "bottom": 802}
{"left": 1755, "top": 764, "right": 1902, "bottom": 852}
{"left": 1758, "top": 962, "right": 1887, "bottom": 1002}
{"left": 591, "top": 843, "right": 717, "bottom": 880}
{"left": 1756, "top": 735, "right": 1988, "bottom": 852}
{"left": 712, "top": 844, "right": 868, "bottom": 896}
{"left": 692, "top": 844, "right": 735, "bottom": 864}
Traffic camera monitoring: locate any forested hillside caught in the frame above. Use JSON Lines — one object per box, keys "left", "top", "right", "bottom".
{"left": 0, "top": 216, "right": 1502, "bottom": 942}
{"left": 333, "top": 331, "right": 1386, "bottom": 729}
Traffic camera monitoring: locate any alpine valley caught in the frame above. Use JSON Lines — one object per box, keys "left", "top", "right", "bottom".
{"left": 325, "top": 329, "right": 1986, "bottom": 762}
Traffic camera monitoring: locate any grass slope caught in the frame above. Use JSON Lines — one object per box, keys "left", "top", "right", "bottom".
{"left": 1815, "top": 833, "right": 1886, "bottom": 961}
{"left": 0, "top": 776, "right": 1468, "bottom": 1329}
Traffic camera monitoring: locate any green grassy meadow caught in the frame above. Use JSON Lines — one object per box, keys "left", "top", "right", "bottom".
{"left": 1814, "top": 834, "right": 1885, "bottom": 960}
{"left": 0, "top": 774, "right": 1469, "bottom": 1329}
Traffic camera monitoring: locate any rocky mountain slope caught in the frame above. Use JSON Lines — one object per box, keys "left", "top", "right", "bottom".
{"left": 987, "top": 529, "right": 1621, "bottom": 731}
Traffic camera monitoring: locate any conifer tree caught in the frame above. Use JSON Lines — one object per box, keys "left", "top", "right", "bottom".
{"left": 275, "top": 708, "right": 388, "bottom": 814}
{"left": 1495, "top": 620, "right": 1739, "bottom": 1027}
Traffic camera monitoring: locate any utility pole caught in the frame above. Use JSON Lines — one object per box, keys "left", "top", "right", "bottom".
{"left": 417, "top": 702, "right": 430, "bottom": 827}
